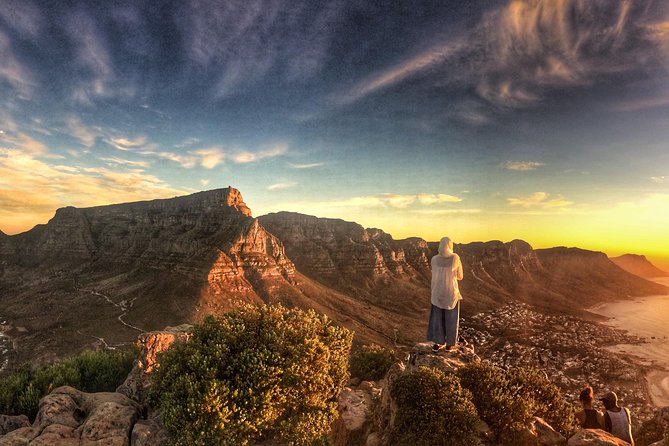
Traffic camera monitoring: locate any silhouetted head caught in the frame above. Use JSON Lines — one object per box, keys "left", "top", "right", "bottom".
{"left": 579, "top": 386, "right": 595, "bottom": 406}
{"left": 438, "top": 237, "right": 454, "bottom": 257}
{"left": 599, "top": 391, "right": 619, "bottom": 410}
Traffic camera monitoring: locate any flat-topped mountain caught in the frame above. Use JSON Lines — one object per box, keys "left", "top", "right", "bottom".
{"left": 1, "top": 189, "right": 667, "bottom": 370}
{"left": 610, "top": 253, "right": 669, "bottom": 278}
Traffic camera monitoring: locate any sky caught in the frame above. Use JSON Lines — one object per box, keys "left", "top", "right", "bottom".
{"left": 1, "top": 0, "right": 669, "bottom": 269}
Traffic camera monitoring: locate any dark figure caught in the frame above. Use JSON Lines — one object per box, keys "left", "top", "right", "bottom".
{"left": 576, "top": 386, "right": 604, "bottom": 429}
{"left": 601, "top": 391, "right": 634, "bottom": 445}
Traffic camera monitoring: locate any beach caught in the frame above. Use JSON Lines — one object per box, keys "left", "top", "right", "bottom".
{"left": 590, "top": 277, "right": 669, "bottom": 407}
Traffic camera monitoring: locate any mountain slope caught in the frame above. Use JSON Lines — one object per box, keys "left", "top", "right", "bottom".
{"left": 610, "top": 254, "right": 669, "bottom": 278}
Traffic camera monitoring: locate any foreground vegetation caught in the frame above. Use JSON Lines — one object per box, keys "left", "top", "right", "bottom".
{"left": 0, "top": 349, "right": 134, "bottom": 420}
{"left": 149, "top": 304, "right": 353, "bottom": 446}
{"left": 386, "top": 361, "right": 579, "bottom": 446}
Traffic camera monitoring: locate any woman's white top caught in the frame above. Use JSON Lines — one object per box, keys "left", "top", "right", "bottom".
{"left": 431, "top": 253, "right": 463, "bottom": 310}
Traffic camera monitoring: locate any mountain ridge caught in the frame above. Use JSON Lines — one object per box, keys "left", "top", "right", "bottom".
{"left": 1, "top": 188, "right": 667, "bottom": 370}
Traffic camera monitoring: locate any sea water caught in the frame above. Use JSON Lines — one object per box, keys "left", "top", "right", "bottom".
{"left": 590, "top": 277, "right": 669, "bottom": 406}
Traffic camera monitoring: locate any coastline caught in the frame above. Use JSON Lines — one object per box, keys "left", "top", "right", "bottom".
{"left": 589, "top": 277, "right": 669, "bottom": 408}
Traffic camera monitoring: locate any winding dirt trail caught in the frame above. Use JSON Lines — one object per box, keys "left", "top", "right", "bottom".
{"left": 80, "top": 289, "right": 145, "bottom": 333}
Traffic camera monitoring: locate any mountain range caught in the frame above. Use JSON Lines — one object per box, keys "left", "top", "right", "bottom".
{"left": 1, "top": 188, "right": 666, "bottom": 368}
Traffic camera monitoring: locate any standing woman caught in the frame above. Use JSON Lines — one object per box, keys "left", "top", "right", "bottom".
{"left": 428, "top": 236, "right": 464, "bottom": 352}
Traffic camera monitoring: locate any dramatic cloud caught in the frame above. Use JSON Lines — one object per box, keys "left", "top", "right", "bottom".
{"left": 507, "top": 191, "right": 573, "bottom": 208}
{"left": 503, "top": 161, "right": 545, "bottom": 171}
{"left": 340, "top": 0, "right": 669, "bottom": 112}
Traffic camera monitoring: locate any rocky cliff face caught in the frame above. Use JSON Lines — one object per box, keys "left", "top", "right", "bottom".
{"left": 258, "top": 212, "right": 431, "bottom": 289}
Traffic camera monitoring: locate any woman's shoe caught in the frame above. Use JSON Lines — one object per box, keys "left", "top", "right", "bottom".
{"left": 432, "top": 343, "right": 443, "bottom": 352}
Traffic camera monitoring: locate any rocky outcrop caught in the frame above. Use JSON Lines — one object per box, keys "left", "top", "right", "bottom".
{"left": 610, "top": 254, "right": 669, "bottom": 278}
{"left": 0, "top": 415, "right": 29, "bottom": 436}
{"left": 116, "top": 325, "right": 193, "bottom": 405}
{"left": 566, "top": 429, "right": 632, "bottom": 445}
{"left": 0, "top": 386, "right": 142, "bottom": 446}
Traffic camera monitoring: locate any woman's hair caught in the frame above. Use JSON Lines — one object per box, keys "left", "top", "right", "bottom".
{"left": 579, "top": 386, "right": 594, "bottom": 403}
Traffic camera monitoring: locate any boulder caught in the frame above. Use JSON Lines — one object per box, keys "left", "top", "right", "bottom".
{"left": 528, "top": 417, "right": 567, "bottom": 446}
{"left": 116, "top": 325, "right": 192, "bottom": 404}
{"left": 331, "top": 387, "right": 375, "bottom": 446}
{"left": 567, "top": 429, "right": 631, "bottom": 446}
{"left": 0, "top": 387, "right": 143, "bottom": 446}
{"left": 0, "top": 416, "right": 29, "bottom": 436}
{"left": 130, "top": 418, "right": 170, "bottom": 446}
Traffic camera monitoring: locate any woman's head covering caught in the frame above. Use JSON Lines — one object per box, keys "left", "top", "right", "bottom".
{"left": 438, "top": 236, "right": 454, "bottom": 257}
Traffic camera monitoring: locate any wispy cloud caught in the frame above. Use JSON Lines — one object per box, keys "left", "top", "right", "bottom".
{"left": 193, "top": 147, "right": 225, "bottom": 169}
{"left": 66, "top": 116, "right": 99, "bottom": 147}
{"left": 100, "top": 156, "right": 150, "bottom": 168}
{"left": 267, "top": 181, "right": 298, "bottom": 191}
{"left": 650, "top": 176, "right": 668, "bottom": 183}
{"left": 411, "top": 209, "right": 482, "bottom": 215}
{"left": 503, "top": 161, "right": 545, "bottom": 171}
{"left": 109, "top": 136, "right": 147, "bottom": 151}
{"left": 507, "top": 192, "right": 573, "bottom": 209}
{"left": 176, "top": 0, "right": 344, "bottom": 98}
{"left": 0, "top": 0, "right": 44, "bottom": 38}
{"left": 288, "top": 162, "right": 325, "bottom": 169}
{"left": 0, "top": 30, "right": 34, "bottom": 97}
{"left": 232, "top": 144, "right": 288, "bottom": 164}
{"left": 337, "top": 42, "right": 462, "bottom": 105}
{"left": 282, "top": 193, "right": 464, "bottom": 211}
{"left": 65, "top": 10, "right": 135, "bottom": 104}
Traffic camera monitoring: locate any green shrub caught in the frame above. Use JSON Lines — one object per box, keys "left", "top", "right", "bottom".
{"left": 509, "top": 367, "right": 577, "bottom": 438}
{"left": 0, "top": 349, "right": 134, "bottom": 420}
{"left": 390, "top": 366, "right": 481, "bottom": 446}
{"left": 458, "top": 363, "right": 577, "bottom": 444}
{"left": 148, "top": 304, "right": 353, "bottom": 446}
{"left": 349, "top": 344, "right": 396, "bottom": 381}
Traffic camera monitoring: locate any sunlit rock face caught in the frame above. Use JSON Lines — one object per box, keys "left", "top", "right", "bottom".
{"left": 258, "top": 212, "right": 431, "bottom": 291}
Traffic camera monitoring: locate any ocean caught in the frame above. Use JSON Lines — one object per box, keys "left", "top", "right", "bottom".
{"left": 590, "top": 277, "right": 669, "bottom": 407}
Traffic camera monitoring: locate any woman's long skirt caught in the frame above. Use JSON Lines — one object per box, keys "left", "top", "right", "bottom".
{"left": 427, "top": 302, "right": 460, "bottom": 346}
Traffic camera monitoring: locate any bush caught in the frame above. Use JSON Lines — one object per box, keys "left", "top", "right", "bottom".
{"left": 349, "top": 344, "right": 396, "bottom": 381}
{"left": 389, "top": 366, "right": 481, "bottom": 446}
{"left": 148, "top": 304, "right": 353, "bottom": 446}
{"left": 0, "top": 349, "right": 134, "bottom": 420}
{"left": 458, "top": 363, "right": 577, "bottom": 444}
